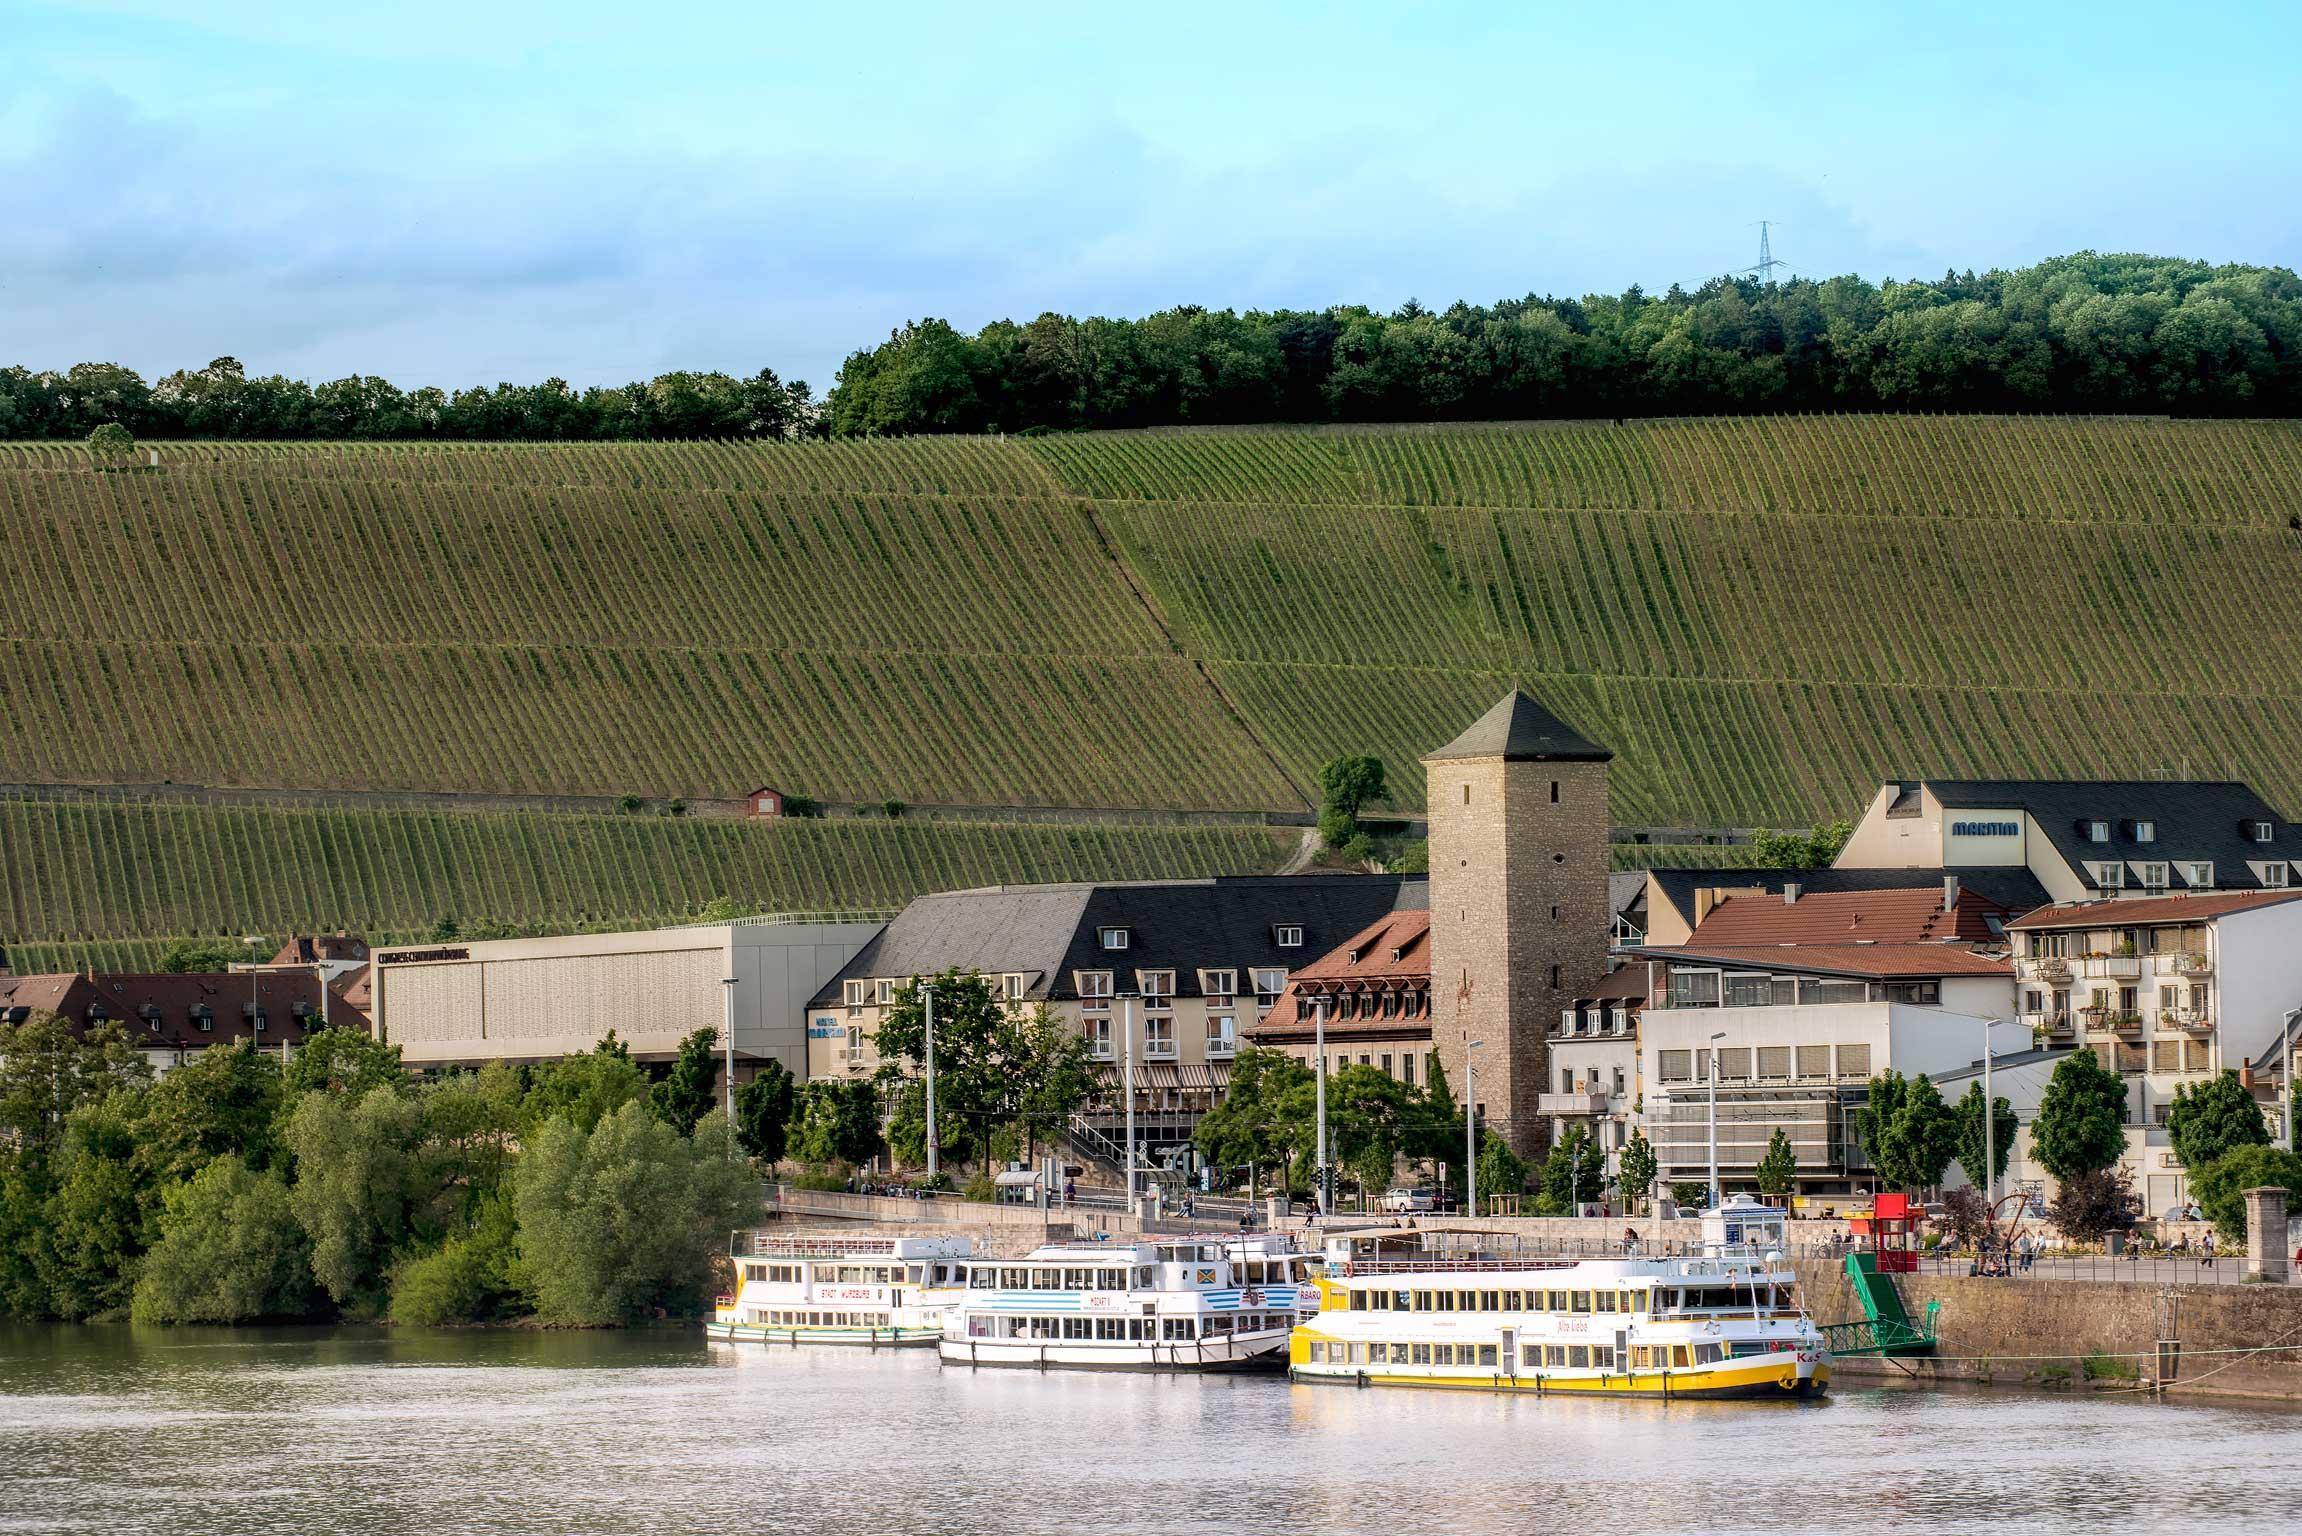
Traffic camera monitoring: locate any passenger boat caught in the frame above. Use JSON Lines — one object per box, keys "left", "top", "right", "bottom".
{"left": 709, "top": 1234, "right": 974, "bottom": 1345}
{"left": 941, "top": 1234, "right": 1319, "bottom": 1372}
{"left": 1290, "top": 1197, "right": 1829, "bottom": 1399}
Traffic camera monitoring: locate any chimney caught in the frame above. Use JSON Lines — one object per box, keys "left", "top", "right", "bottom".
{"left": 1943, "top": 875, "right": 1960, "bottom": 913}
{"left": 1783, "top": 881, "right": 1802, "bottom": 905}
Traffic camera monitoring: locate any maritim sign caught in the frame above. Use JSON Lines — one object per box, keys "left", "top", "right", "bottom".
{"left": 1944, "top": 812, "right": 2026, "bottom": 866}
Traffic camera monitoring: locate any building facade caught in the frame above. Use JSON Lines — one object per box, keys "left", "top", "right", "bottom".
{"left": 1423, "top": 690, "right": 1613, "bottom": 1158}
{"left": 1247, "top": 909, "right": 1434, "bottom": 1085}
{"left": 369, "top": 917, "right": 880, "bottom": 1078}
{"left": 0, "top": 968, "right": 334, "bottom": 1073}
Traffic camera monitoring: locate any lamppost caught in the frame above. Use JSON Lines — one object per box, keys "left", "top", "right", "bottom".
{"left": 920, "top": 981, "right": 939, "bottom": 1182}
{"left": 2279, "top": 1007, "right": 2302, "bottom": 1152}
{"left": 1707, "top": 1029, "right": 1726, "bottom": 1210}
{"left": 1979, "top": 1016, "right": 2011, "bottom": 1203}
{"left": 1312, "top": 992, "right": 1332, "bottom": 1220}
{"left": 1465, "top": 1038, "right": 1485, "bottom": 1219}
{"left": 721, "top": 976, "right": 739, "bottom": 1161}
{"left": 244, "top": 936, "right": 265, "bottom": 1049}
{"left": 1118, "top": 990, "right": 1137, "bottom": 1208}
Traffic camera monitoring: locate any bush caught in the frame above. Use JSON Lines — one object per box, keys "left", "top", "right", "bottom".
{"left": 1339, "top": 832, "right": 1375, "bottom": 865}
{"left": 617, "top": 793, "right": 643, "bottom": 814}
{"left": 1670, "top": 1181, "right": 1708, "bottom": 1209}
{"left": 1317, "top": 805, "right": 1358, "bottom": 849}
{"left": 2047, "top": 1165, "right": 2139, "bottom": 1245}
{"left": 1941, "top": 1185, "right": 1991, "bottom": 1250}
{"left": 131, "top": 1155, "right": 315, "bottom": 1324}
{"left": 389, "top": 1200, "right": 525, "bottom": 1325}
{"left": 880, "top": 799, "right": 907, "bottom": 819}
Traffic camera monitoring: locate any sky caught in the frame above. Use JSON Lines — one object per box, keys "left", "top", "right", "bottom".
{"left": 4, "top": 0, "right": 2299, "bottom": 392}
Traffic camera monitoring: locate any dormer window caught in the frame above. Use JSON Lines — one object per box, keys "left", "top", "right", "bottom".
{"left": 1274, "top": 925, "right": 1303, "bottom": 949}
{"left": 2140, "top": 862, "right": 2169, "bottom": 893}
{"left": 190, "top": 1004, "right": 213, "bottom": 1032}
{"left": 2266, "top": 864, "right": 2292, "bottom": 891}
{"left": 2096, "top": 862, "right": 2124, "bottom": 891}
{"left": 2253, "top": 821, "right": 2277, "bottom": 844}
{"left": 2133, "top": 820, "right": 2156, "bottom": 844}
{"left": 2186, "top": 862, "right": 2214, "bottom": 888}
{"left": 1099, "top": 926, "right": 1130, "bottom": 951}
{"left": 139, "top": 1004, "right": 162, "bottom": 1031}
{"left": 874, "top": 979, "right": 895, "bottom": 1005}
{"left": 2085, "top": 820, "right": 2111, "bottom": 844}
{"left": 1345, "top": 949, "right": 1360, "bottom": 966}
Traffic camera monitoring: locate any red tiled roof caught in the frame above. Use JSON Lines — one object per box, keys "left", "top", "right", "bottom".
{"left": 1251, "top": 911, "right": 1432, "bottom": 1040}
{"left": 271, "top": 933, "right": 370, "bottom": 966}
{"left": 1688, "top": 886, "right": 2007, "bottom": 948}
{"left": 1641, "top": 943, "right": 2013, "bottom": 980}
{"left": 0, "top": 971, "right": 333, "bottom": 1047}
{"left": 2006, "top": 890, "right": 2302, "bottom": 930}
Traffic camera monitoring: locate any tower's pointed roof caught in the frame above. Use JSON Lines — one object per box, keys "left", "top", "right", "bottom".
{"left": 1423, "top": 689, "right": 1611, "bottom": 763}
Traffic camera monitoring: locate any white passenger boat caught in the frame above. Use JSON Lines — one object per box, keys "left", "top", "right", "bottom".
{"left": 942, "top": 1234, "right": 1319, "bottom": 1372}
{"left": 709, "top": 1234, "right": 974, "bottom": 1346}
{"left": 1290, "top": 1198, "right": 1829, "bottom": 1399}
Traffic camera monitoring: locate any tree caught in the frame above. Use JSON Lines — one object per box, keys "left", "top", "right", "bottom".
{"left": 2166, "top": 1071, "right": 2271, "bottom": 1174}
{"left": 1539, "top": 1125, "right": 1605, "bottom": 1213}
{"left": 1953, "top": 1081, "right": 2018, "bottom": 1190}
{"left": 1750, "top": 819, "right": 1853, "bottom": 868}
{"left": 2189, "top": 1146, "right": 2302, "bottom": 1245}
{"left": 734, "top": 1061, "right": 796, "bottom": 1164}
{"left": 283, "top": 1086, "right": 434, "bottom": 1312}
{"left": 0, "top": 1012, "right": 150, "bottom": 1161}
{"left": 85, "top": 421, "right": 136, "bottom": 470}
{"left": 789, "top": 1080, "right": 880, "bottom": 1166}
{"left": 1194, "top": 1047, "right": 1313, "bottom": 1201}
{"left": 36, "top": 1096, "right": 148, "bottom": 1320}
{"left": 132, "top": 1040, "right": 285, "bottom": 1187}
{"left": 1618, "top": 1130, "right": 1659, "bottom": 1213}
{"left": 2031, "top": 1049, "right": 2130, "bottom": 1180}
{"left": 390, "top": 1194, "right": 526, "bottom": 1326}
{"left": 1009, "top": 1005, "right": 1095, "bottom": 1164}
{"left": 1857, "top": 1071, "right": 1959, "bottom": 1192}
{"left": 514, "top": 1103, "right": 761, "bottom": 1325}
{"left": 2046, "top": 1164, "right": 2140, "bottom": 1245}
{"left": 157, "top": 937, "right": 253, "bottom": 973}
{"left": 282, "top": 1029, "right": 407, "bottom": 1102}
{"left": 650, "top": 1027, "right": 721, "bottom": 1137}
{"left": 1474, "top": 1131, "right": 1530, "bottom": 1210}
{"left": 871, "top": 971, "right": 1011, "bottom": 1168}
{"left": 131, "top": 1155, "right": 314, "bottom": 1324}
{"left": 518, "top": 1034, "right": 649, "bottom": 1134}
{"left": 1329, "top": 1065, "right": 1417, "bottom": 1199}
{"left": 1755, "top": 1127, "right": 1798, "bottom": 1201}
{"left": 1316, "top": 755, "right": 1387, "bottom": 849}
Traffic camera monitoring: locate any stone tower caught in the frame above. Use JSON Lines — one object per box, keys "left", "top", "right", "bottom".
{"left": 1423, "top": 690, "right": 1611, "bottom": 1160}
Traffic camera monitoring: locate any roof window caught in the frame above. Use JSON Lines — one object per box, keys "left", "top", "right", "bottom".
{"left": 2251, "top": 820, "right": 2276, "bottom": 844}
{"left": 2084, "top": 820, "right": 2111, "bottom": 844}
{"left": 1098, "top": 926, "right": 1130, "bottom": 951}
{"left": 1274, "top": 925, "right": 1304, "bottom": 949}
{"left": 2132, "top": 820, "right": 2156, "bottom": 844}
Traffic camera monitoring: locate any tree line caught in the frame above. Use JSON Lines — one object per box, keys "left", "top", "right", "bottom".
{"left": 7, "top": 254, "right": 2297, "bottom": 443}
{"left": 0, "top": 1012, "right": 776, "bottom": 1326}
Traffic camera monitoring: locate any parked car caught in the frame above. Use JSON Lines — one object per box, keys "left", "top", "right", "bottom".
{"left": 1379, "top": 1187, "right": 1436, "bottom": 1214}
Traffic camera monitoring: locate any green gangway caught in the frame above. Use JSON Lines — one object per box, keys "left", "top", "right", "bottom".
{"left": 1818, "top": 1252, "right": 1938, "bottom": 1356}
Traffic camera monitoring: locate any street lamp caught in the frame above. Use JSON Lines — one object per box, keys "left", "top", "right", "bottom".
{"left": 1707, "top": 1029, "right": 1726, "bottom": 1210}
{"left": 1312, "top": 992, "right": 1332, "bottom": 1220}
{"left": 721, "top": 976, "right": 739, "bottom": 1161}
{"left": 1464, "top": 1038, "right": 1485, "bottom": 1219}
{"left": 2278, "top": 1007, "right": 2302, "bottom": 1152}
{"left": 1118, "top": 990, "right": 1137, "bottom": 1208}
{"left": 244, "top": 936, "right": 265, "bottom": 1049}
{"left": 1979, "top": 1016, "right": 2012, "bottom": 1203}
{"left": 920, "top": 981, "right": 939, "bottom": 1182}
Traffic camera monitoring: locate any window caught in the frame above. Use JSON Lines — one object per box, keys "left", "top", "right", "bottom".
{"left": 1138, "top": 970, "right": 1175, "bottom": 1006}
{"left": 2134, "top": 820, "right": 2157, "bottom": 843}
{"left": 1274, "top": 925, "right": 1304, "bottom": 949}
{"left": 2186, "top": 862, "right": 2213, "bottom": 888}
{"left": 1144, "top": 1015, "right": 1176, "bottom": 1058}
{"left": 1796, "top": 1043, "right": 1830, "bottom": 1080}
{"left": 1085, "top": 1015, "right": 1114, "bottom": 1060}
{"left": 1612, "top": 1066, "right": 1626, "bottom": 1095}
{"left": 1202, "top": 969, "right": 1236, "bottom": 1005}
{"left": 2086, "top": 820, "right": 2110, "bottom": 843}
{"left": 1078, "top": 971, "right": 1113, "bottom": 1011}
{"left": 1835, "top": 1043, "right": 1871, "bottom": 1077}
{"left": 2096, "top": 863, "right": 2124, "bottom": 891}
{"left": 1883, "top": 981, "right": 1941, "bottom": 1006}
{"left": 1002, "top": 973, "right": 1027, "bottom": 1001}
{"left": 1550, "top": 780, "right": 1560, "bottom": 804}
{"left": 844, "top": 980, "right": 869, "bottom": 1013}
{"left": 2141, "top": 863, "right": 2169, "bottom": 893}
{"left": 1549, "top": 964, "right": 1561, "bottom": 988}
{"left": 1401, "top": 1052, "right": 1416, "bottom": 1086}
{"left": 1207, "top": 1014, "right": 1237, "bottom": 1056}
{"left": 2252, "top": 820, "right": 2275, "bottom": 843}
{"left": 1667, "top": 969, "right": 1721, "bottom": 1008}
{"left": 1253, "top": 969, "right": 1286, "bottom": 1007}
{"left": 1658, "top": 1049, "right": 1693, "bottom": 1083}
{"left": 845, "top": 1025, "right": 864, "bottom": 1066}
{"left": 874, "top": 978, "right": 895, "bottom": 1005}
{"left": 2266, "top": 864, "right": 2291, "bottom": 890}
{"left": 1099, "top": 926, "right": 1129, "bottom": 951}
{"left": 1757, "top": 1046, "right": 1791, "bottom": 1081}
{"left": 1798, "top": 977, "right": 1867, "bottom": 1006}
{"left": 1723, "top": 973, "right": 1772, "bottom": 1008}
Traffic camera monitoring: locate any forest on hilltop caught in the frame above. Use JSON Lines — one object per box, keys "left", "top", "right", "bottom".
{"left": 2, "top": 254, "right": 2296, "bottom": 442}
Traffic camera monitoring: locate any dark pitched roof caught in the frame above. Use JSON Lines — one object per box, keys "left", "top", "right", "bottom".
{"left": 1423, "top": 690, "right": 1610, "bottom": 763}
{"left": 1645, "top": 866, "right": 2052, "bottom": 933}
{"left": 1923, "top": 780, "right": 2295, "bottom": 889}
{"left": 809, "top": 875, "right": 1427, "bottom": 1007}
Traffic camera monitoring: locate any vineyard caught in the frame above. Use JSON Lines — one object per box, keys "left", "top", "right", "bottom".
{"left": 5, "top": 417, "right": 2302, "bottom": 959}
{"left": 0, "top": 798, "right": 1295, "bottom": 973}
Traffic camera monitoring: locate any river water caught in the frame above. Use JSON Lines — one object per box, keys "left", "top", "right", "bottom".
{"left": 0, "top": 1327, "right": 2295, "bottom": 1535}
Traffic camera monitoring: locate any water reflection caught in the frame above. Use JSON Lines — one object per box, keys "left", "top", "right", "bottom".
{"left": 0, "top": 1329, "right": 2295, "bottom": 1535}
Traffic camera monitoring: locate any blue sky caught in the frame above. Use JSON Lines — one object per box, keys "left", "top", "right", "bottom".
{"left": 5, "top": 0, "right": 2297, "bottom": 391}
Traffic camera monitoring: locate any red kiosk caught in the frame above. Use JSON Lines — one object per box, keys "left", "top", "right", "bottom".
{"left": 1849, "top": 1192, "right": 1919, "bottom": 1273}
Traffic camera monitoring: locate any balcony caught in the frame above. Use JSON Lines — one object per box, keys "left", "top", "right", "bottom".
{"left": 2171, "top": 952, "right": 2214, "bottom": 977}
{"left": 2160, "top": 1008, "right": 2215, "bottom": 1034}
{"left": 2076, "top": 954, "right": 2142, "bottom": 980}
{"left": 2025, "top": 1011, "right": 2073, "bottom": 1040}
{"left": 1205, "top": 1037, "right": 1237, "bottom": 1059}
{"left": 1538, "top": 1090, "right": 1610, "bottom": 1116}
{"left": 2023, "top": 956, "right": 2074, "bottom": 984}
{"left": 2082, "top": 1007, "right": 2144, "bottom": 1036}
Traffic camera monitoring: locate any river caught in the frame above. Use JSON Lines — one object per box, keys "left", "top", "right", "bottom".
{"left": 0, "top": 1327, "right": 2295, "bottom": 1535}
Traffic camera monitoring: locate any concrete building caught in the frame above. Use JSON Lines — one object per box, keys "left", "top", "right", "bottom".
{"left": 1543, "top": 964, "right": 1648, "bottom": 1172}
{"left": 0, "top": 968, "right": 333, "bottom": 1073}
{"left": 1627, "top": 884, "right": 2016, "bottom": 1199}
{"left": 1424, "top": 690, "right": 1613, "bottom": 1158}
{"left": 369, "top": 917, "right": 880, "bottom": 1079}
{"left": 2004, "top": 889, "right": 2302, "bottom": 1215}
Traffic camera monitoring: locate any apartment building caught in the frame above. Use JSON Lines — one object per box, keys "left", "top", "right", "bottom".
{"left": 0, "top": 968, "right": 334, "bottom": 1073}
{"left": 2005, "top": 890, "right": 2302, "bottom": 1214}
{"left": 1626, "top": 883, "right": 2016, "bottom": 1199}
{"left": 1543, "top": 964, "right": 1648, "bottom": 1168}
{"left": 1247, "top": 909, "right": 1434, "bottom": 1085}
